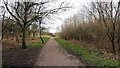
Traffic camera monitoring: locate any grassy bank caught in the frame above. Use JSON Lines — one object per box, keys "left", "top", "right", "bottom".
{"left": 28, "top": 37, "right": 50, "bottom": 48}
{"left": 55, "top": 38, "right": 118, "bottom": 66}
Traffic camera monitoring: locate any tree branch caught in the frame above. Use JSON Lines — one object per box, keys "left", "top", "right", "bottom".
{"left": 4, "top": 2, "right": 22, "bottom": 27}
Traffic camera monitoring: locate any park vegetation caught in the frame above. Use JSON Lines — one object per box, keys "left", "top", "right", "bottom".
{"left": 1, "top": 0, "right": 70, "bottom": 49}
{"left": 60, "top": 1, "right": 120, "bottom": 55}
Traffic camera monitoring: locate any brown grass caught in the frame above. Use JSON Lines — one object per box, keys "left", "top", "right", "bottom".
{"left": 2, "top": 37, "right": 39, "bottom": 50}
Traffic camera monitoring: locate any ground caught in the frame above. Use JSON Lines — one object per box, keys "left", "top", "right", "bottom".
{"left": 2, "top": 37, "right": 84, "bottom": 66}
{"left": 35, "top": 38, "right": 84, "bottom": 66}
{"left": 2, "top": 47, "right": 41, "bottom": 66}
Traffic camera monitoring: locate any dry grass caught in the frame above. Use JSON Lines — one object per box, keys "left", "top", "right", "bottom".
{"left": 2, "top": 37, "right": 39, "bottom": 50}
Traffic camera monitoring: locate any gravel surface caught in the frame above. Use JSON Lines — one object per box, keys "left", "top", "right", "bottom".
{"left": 35, "top": 38, "right": 84, "bottom": 66}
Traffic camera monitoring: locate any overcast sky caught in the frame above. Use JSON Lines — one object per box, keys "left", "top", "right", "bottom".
{"left": 47, "top": 0, "right": 119, "bottom": 33}
{"left": 0, "top": 0, "right": 85, "bottom": 33}
{"left": 47, "top": 0, "right": 88, "bottom": 33}
{"left": 0, "top": 0, "right": 119, "bottom": 33}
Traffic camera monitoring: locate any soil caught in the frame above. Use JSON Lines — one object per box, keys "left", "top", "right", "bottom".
{"left": 2, "top": 47, "right": 41, "bottom": 66}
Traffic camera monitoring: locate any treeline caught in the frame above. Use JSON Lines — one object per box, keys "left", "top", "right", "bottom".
{"left": 60, "top": 1, "right": 120, "bottom": 54}
{"left": 2, "top": 19, "right": 42, "bottom": 43}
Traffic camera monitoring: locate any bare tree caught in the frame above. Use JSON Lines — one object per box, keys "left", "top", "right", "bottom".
{"left": 87, "top": 1, "right": 120, "bottom": 53}
{"left": 4, "top": 2, "right": 40, "bottom": 49}
{"left": 0, "top": 6, "right": 6, "bottom": 40}
{"left": 35, "top": 0, "right": 71, "bottom": 43}
{"left": 4, "top": 0, "right": 71, "bottom": 49}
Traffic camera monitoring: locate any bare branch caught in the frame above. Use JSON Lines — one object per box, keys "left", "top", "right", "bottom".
{"left": 4, "top": 2, "right": 22, "bottom": 27}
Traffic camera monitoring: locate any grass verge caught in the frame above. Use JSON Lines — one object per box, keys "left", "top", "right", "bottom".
{"left": 55, "top": 38, "right": 118, "bottom": 66}
{"left": 28, "top": 37, "right": 50, "bottom": 48}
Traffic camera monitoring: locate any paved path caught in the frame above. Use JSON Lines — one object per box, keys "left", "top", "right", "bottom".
{"left": 35, "top": 38, "right": 84, "bottom": 66}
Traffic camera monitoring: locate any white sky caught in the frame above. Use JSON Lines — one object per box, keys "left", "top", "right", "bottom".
{"left": 0, "top": 0, "right": 84, "bottom": 33}
{"left": 48, "top": 0, "right": 119, "bottom": 33}
{"left": 47, "top": 0, "right": 87, "bottom": 33}
{"left": 0, "top": 0, "right": 119, "bottom": 33}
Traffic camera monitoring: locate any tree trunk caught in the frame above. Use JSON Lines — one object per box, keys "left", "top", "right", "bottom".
{"left": 7, "top": 35, "right": 8, "bottom": 40}
{"left": 16, "top": 31, "right": 19, "bottom": 43}
{"left": 0, "top": 34, "right": 3, "bottom": 42}
{"left": 28, "top": 32, "right": 31, "bottom": 37}
{"left": 22, "top": 28, "right": 27, "bottom": 49}
{"left": 117, "top": 16, "right": 120, "bottom": 53}
{"left": 33, "top": 32, "right": 35, "bottom": 38}
{"left": 111, "top": 40, "right": 116, "bottom": 54}
{"left": 40, "top": 29, "right": 44, "bottom": 43}
{"left": 111, "top": 23, "right": 116, "bottom": 54}
{"left": 40, "top": 36, "right": 44, "bottom": 43}
{"left": 39, "top": 19, "right": 44, "bottom": 43}
{"left": 1, "top": 33, "right": 4, "bottom": 40}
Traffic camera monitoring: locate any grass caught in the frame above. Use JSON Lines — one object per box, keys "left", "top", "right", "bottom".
{"left": 28, "top": 37, "right": 50, "bottom": 48}
{"left": 55, "top": 38, "right": 119, "bottom": 66}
